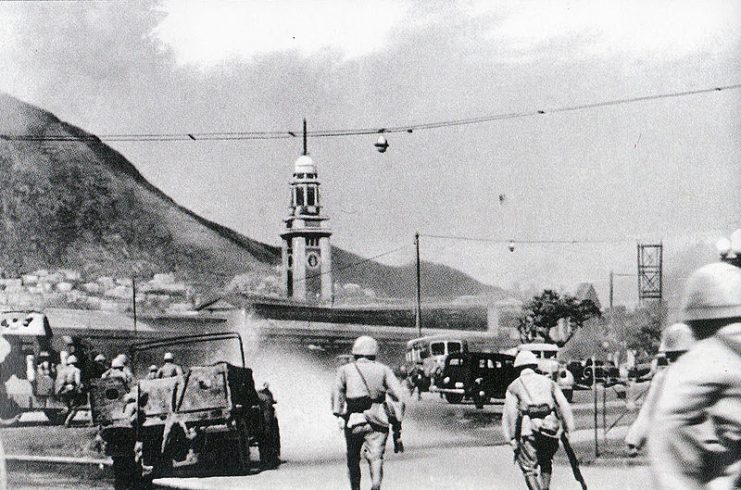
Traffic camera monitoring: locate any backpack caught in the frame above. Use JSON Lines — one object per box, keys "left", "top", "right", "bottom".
{"left": 518, "top": 377, "right": 562, "bottom": 439}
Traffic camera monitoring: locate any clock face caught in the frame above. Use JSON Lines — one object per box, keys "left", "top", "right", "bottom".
{"left": 307, "top": 252, "right": 320, "bottom": 269}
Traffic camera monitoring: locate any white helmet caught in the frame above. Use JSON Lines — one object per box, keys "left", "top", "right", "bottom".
{"left": 681, "top": 262, "right": 741, "bottom": 323}
{"left": 66, "top": 355, "right": 78, "bottom": 365}
{"left": 514, "top": 350, "right": 538, "bottom": 368}
{"left": 94, "top": 354, "right": 106, "bottom": 362}
{"left": 148, "top": 364, "right": 158, "bottom": 372}
{"left": 163, "top": 352, "right": 174, "bottom": 362}
{"left": 659, "top": 323, "right": 696, "bottom": 353}
{"left": 352, "top": 336, "right": 378, "bottom": 357}
{"left": 111, "top": 357, "right": 125, "bottom": 369}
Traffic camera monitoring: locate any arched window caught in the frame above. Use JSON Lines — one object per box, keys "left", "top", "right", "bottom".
{"left": 295, "top": 186, "right": 304, "bottom": 206}
{"left": 306, "top": 186, "right": 316, "bottom": 206}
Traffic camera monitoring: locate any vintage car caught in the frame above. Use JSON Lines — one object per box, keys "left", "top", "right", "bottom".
{"left": 434, "top": 351, "right": 517, "bottom": 409}
{"left": 517, "top": 343, "right": 575, "bottom": 401}
{"left": 90, "top": 332, "right": 280, "bottom": 481}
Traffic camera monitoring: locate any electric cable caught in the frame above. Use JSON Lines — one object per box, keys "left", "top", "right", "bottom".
{"left": 1, "top": 82, "right": 738, "bottom": 143}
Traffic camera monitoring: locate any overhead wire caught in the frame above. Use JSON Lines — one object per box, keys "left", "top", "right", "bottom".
{"left": 420, "top": 233, "right": 633, "bottom": 245}
{"left": 1, "top": 82, "right": 738, "bottom": 143}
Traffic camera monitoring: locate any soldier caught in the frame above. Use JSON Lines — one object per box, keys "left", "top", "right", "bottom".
{"left": 91, "top": 354, "right": 109, "bottom": 379}
{"left": 624, "top": 323, "right": 695, "bottom": 456}
{"left": 102, "top": 356, "right": 133, "bottom": 386}
{"left": 37, "top": 351, "right": 55, "bottom": 378}
{"left": 156, "top": 352, "right": 183, "bottom": 378}
{"left": 332, "top": 336, "right": 404, "bottom": 490}
{"left": 145, "top": 365, "right": 158, "bottom": 380}
{"left": 648, "top": 262, "right": 741, "bottom": 489}
{"left": 56, "top": 355, "right": 82, "bottom": 427}
{"left": 503, "top": 350, "right": 574, "bottom": 490}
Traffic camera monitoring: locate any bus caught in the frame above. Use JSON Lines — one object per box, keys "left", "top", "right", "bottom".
{"left": 404, "top": 335, "right": 469, "bottom": 393}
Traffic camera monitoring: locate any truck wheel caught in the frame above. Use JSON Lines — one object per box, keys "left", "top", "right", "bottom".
{"left": 259, "top": 417, "right": 281, "bottom": 470}
{"left": 0, "top": 400, "right": 21, "bottom": 426}
{"left": 44, "top": 410, "right": 67, "bottom": 425}
{"left": 230, "top": 419, "right": 252, "bottom": 475}
{"left": 444, "top": 393, "right": 463, "bottom": 404}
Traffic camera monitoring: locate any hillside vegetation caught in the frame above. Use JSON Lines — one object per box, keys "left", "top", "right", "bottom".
{"left": 0, "top": 93, "right": 498, "bottom": 300}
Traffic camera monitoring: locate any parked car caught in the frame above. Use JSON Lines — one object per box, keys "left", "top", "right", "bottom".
{"left": 434, "top": 351, "right": 517, "bottom": 409}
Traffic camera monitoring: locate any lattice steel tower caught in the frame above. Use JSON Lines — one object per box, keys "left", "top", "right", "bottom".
{"left": 637, "top": 243, "right": 663, "bottom": 303}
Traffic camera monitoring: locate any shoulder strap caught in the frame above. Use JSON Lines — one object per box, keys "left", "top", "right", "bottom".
{"left": 715, "top": 332, "right": 741, "bottom": 356}
{"left": 353, "top": 362, "right": 372, "bottom": 397}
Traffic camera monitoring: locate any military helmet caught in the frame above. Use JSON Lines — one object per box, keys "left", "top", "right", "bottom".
{"left": 681, "top": 262, "right": 741, "bottom": 322}
{"left": 67, "top": 355, "right": 78, "bottom": 365}
{"left": 514, "top": 350, "right": 538, "bottom": 368}
{"left": 352, "top": 336, "right": 378, "bottom": 356}
{"left": 163, "top": 352, "right": 174, "bottom": 362}
{"left": 659, "top": 323, "right": 695, "bottom": 353}
{"left": 94, "top": 354, "right": 106, "bottom": 362}
{"left": 149, "top": 364, "right": 158, "bottom": 372}
{"left": 111, "top": 357, "right": 125, "bottom": 369}
{"left": 62, "top": 336, "right": 74, "bottom": 345}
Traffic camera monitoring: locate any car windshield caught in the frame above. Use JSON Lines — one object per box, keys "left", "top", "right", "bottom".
{"left": 430, "top": 343, "right": 445, "bottom": 356}
{"left": 448, "top": 342, "right": 462, "bottom": 353}
{"left": 543, "top": 351, "right": 557, "bottom": 359}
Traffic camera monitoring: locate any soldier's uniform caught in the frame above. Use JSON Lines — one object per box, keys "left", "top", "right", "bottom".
{"left": 503, "top": 351, "right": 574, "bottom": 490}
{"left": 56, "top": 356, "right": 83, "bottom": 427}
{"left": 157, "top": 353, "right": 183, "bottom": 378}
{"left": 102, "top": 356, "right": 134, "bottom": 387}
{"left": 624, "top": 323, "right": 695, "bottom": 453}
{"left": 332, "top": 336, "right": 404, "bottom": 490}
{"left": 649, "top": 261, "right": 741, "bottom": 489}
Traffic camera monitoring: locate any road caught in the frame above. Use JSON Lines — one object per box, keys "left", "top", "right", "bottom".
{"left": 4, "top": 384, "right": 641, "bottom": 489}
{"left": 151, "top": 391, "right": 641, "bottom": 490}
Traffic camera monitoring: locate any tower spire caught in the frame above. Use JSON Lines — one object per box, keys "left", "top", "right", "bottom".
{"left": 302, "top": 118, "right": 307, "bottom": 156}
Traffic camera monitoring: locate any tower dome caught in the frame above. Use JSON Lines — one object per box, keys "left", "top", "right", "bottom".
{"left": 294, "top": 155, "right": 317, "bottom": 175}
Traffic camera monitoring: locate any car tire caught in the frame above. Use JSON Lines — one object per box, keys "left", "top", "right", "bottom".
{"left": 260, "top": 416, "right": 281, "bottom": 470}
{"left": 444, "top": 393, "right": 464, "bottom": 404}
{"left": 44, "top": 410, "right": 67, "bottom": 425}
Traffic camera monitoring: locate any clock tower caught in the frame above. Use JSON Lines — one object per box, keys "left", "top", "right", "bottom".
{"left": 280, "top": 152, "right": 333, "bottom": 303}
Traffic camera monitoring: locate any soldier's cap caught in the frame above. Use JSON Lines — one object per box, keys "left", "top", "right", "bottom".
{"left": 514, "top": 350, "right": 538, "bottom": 368}
{"left": 163, "top": 352, "right": 174, "bottom": 362}
{"left": 681, "top": 262, "right": 741, "bottom": 322}
{"left": 66, "top": 355, "right": 78, "bottom": 364}
{"left": 39, "top": 351, "right": 50, "bottom": 358}
{"left": 149, "top": 364, "right": 158, "bottom": 372}
{"left": 94, "top": 354, "right": 106, "bottom": 362}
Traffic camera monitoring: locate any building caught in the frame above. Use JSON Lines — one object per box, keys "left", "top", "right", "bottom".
{"left": 280, "top": 153, "right": 333, "bottom": 303}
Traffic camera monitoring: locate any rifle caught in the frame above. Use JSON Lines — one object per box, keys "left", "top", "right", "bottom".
{"left": 561, "top": 432, "right": 587, "bottom": 490}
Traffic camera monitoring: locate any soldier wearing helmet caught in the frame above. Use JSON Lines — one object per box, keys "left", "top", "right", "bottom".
{"left": 332, "top": 336, "right": 404, "bottom": 490}
{"left": 91, "top": 353, "right": 109, "bottom": 378}
{"left": 102, "top": 354, "right": 133, "bottom": 386}
{"left": 55, "top": 355, "right": 82, "bottom": 426}
{"left": 503, "top": 350, "right": 575, "bottom": 490}
{"left": 146, "top": 365, "right": 159, "bottom": 380}
{"left": 625, "top": 323, "right": 695, "bottom": 456}
{"left": 649, "top": 262, "right": 741, "bottom": 489}
{"left": 156, "top": 352, "right": 183, "bottom": 378}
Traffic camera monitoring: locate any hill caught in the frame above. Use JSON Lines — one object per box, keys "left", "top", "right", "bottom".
{"left": 0, "top": 93, "right": 500, "bottom": 300}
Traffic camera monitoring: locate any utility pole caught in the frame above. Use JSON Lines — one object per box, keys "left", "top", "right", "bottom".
{"left": 132, "top": 277, "right": 138, "bottom": 339}
{"left": 302, "top": 118, "right": 308, "bottom": 156}
{"left": 415, "top": 231, "right": 422, "bottom": 337}
{"left": 609, "top": 270, "right": 614, "bottom": 310}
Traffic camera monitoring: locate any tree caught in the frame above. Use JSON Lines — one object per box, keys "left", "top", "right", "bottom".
{"left": 517, "top": 289, "right": 601, "bottom": 347}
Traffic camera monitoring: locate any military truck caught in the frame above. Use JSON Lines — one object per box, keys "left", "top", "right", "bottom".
{"left": 0, "top": 310, "right": 87, "bottom": 425}
{"left": 90, "top": 332, "right": 280, "bottom": 481}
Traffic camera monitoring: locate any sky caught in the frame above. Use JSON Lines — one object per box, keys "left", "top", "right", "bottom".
{"left": 0, "top": 0, "right": 739, "bottom": 308}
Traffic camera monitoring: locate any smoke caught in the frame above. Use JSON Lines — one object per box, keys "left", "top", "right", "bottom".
{"left": 230, "top": 315, "right": 347, "bottom": 463}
